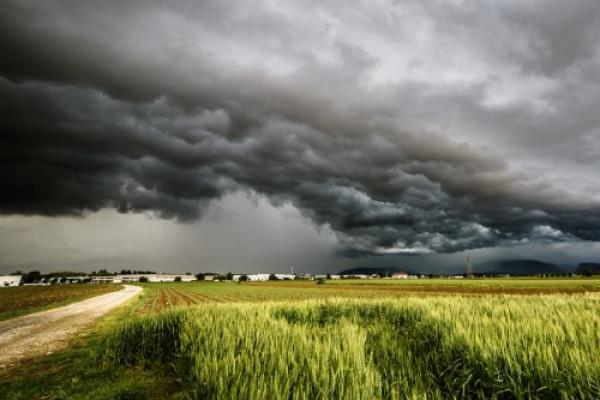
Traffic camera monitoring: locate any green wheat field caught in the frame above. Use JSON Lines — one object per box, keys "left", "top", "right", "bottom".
{"left": 105, "top": 281, "right": 600, "bottom": 400}
{"left": 3, "top": 279, "right": 600, "bottom": 399}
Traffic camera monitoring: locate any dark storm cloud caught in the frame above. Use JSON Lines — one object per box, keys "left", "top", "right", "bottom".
{"left": 2, "top": 0, "right": 600, "bottom": 255}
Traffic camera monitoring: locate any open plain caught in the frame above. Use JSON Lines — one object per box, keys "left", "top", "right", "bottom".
{"left": 2, "top": 278, "right": 600, "bottom": 399}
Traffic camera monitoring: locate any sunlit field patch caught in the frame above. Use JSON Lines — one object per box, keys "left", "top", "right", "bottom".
{"left": 0, "top": 284, "right": 119, "bottom": 321}
{"left": 104, "top": 294, "right": 600, "bottom": 400}
{"left": 130, "top": 279, "right": 600, "bottom": 313}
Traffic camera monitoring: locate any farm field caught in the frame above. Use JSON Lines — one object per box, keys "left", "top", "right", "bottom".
{"left": 130, "top": 281, "right": 460, "bottom": 314}
{"left": 0, "top": 284, "right": 120, "bottom": 321}
{"left": 130, "top": 278, "right": 600, "bottom": 313}
{"left": 2, "top": 279, "right": 600, "bottom": 399}
{"left": 325, "top": 277, "right": 600, "bottom": 288}
{"left": 106, "top": 294, "right": 600, "bottom": 399}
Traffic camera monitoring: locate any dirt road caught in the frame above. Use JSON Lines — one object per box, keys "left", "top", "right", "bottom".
{"left": 0, "top": 285, "right": 142, "bottom": 368}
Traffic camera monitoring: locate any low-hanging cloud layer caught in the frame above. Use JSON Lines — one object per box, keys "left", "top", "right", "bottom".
{"left": 2, "top": 0, "right": 600, "bottom": 257}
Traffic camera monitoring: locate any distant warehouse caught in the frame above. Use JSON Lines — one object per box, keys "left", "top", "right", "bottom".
{"left": 0, "top": 275, "right": 22, "bottom": 287}
{"left": 91, "top": 274, "right": 196, "bottom": 283}
{"left": 232, "top": 274, "right": 270, "bottom": 281}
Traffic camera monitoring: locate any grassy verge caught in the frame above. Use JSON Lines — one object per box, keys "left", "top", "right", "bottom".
{"left": 0, "top": 286, "right": 186, "bottom": 400}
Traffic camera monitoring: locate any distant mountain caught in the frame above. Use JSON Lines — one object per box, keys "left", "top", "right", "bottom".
{"left": 477, "top": 259, "right": 564, "bottom": 275}
{"left": 340, "top": 259, "right": 569, "bottom": 276}
{"left": 576, "top": 263, "right": 600, "bottom": 274}
{"left": 338, "top": 266, "right": 418, "bottom": 276}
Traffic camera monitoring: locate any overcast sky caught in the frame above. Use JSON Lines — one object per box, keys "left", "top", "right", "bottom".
{"left": 1, "top": 0, "right": 600, "bottom": 274}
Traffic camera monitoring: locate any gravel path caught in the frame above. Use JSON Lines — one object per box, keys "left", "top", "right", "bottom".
{"left": 0, "top": 285, "right": 142, "bottom": 369}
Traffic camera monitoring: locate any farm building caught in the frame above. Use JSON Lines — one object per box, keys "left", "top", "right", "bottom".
{"left": 0, "top": 275, "right": 22, "bottom": 287}
{"left": 274, "top": 274, "right": 296, "bottom": 280}
{"left": 125, "top": 274, "right": 196, "bottom": 282}
{"left": 91, "top": 276, "right": 122, "bottom": 283}
{"left": 65, "top": 276, "right": 88, "bottom": 283}
{"left": 231, "top": 274, "right": 273, "bottom": 281}
{"left": 341, "top": 274, "right": 369, "bottom": 279}
{"left": 314, "top": 274, "right": 341, "bottom": 280}
{"left": 248, "top": 274, "right": 270, "bottom": 281}
{"left": 229, "top": 274, "right": 271, "bottom": 282}
{"left": 391, "top": 272, "right": 408, "bottom": 279}
{"left": 91, "top": 274, "right": 196, "bottom": 283}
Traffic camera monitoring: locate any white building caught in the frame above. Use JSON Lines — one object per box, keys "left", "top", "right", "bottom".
{"left": 91, "top": 276, "right": 122, "bottom": 283}
{"left": 341, "top": 274, "right": 368, "bottom": 279}
{"left": 0, "top": 275, "right": 22, "bottom": 287}
{"left": 391, "top": 272, "right": 408, "bottom": 279}
{"left": 274, "top": 274, "right": 296, "bottom": 280}
{"left": 248, "top": 274, "right": 270, "bottom": 281}
{"left": 231, "top": 274, "right": 272, "bottom": 281}
{"left": 128, "top": 273, "right": 196, "bottom": 282}
{"left": 314, "top": 274, "right": 341, "bottom": 280}
{"left": 65, "top": 276, "right": 88, "bottom": 283}
{"left": 231, "top": 273, "right": 299, "bottom": 281}
{"left": 91, "top": 273, "right": 196, "bottom": 283}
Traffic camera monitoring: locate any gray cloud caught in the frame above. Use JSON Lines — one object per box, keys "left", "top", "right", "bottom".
{"left": 1, "top": 0, "right": 600, "bottom": 257}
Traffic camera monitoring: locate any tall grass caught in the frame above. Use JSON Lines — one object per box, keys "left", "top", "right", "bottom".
{"left": 102, "top": 295, "right": 600, "bottom": 399}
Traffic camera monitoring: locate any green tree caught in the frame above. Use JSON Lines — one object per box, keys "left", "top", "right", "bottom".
{"left": 23, "top": 270, "right": 42, "bottom": 283}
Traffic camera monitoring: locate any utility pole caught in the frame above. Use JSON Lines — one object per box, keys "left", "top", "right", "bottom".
{"left": 464, "top": 255, "right": 473, "bottom": 277}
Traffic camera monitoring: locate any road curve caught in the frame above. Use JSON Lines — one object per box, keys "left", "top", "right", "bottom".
{"left": 0, "top": 285, "right": 142, "bottom": 368}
